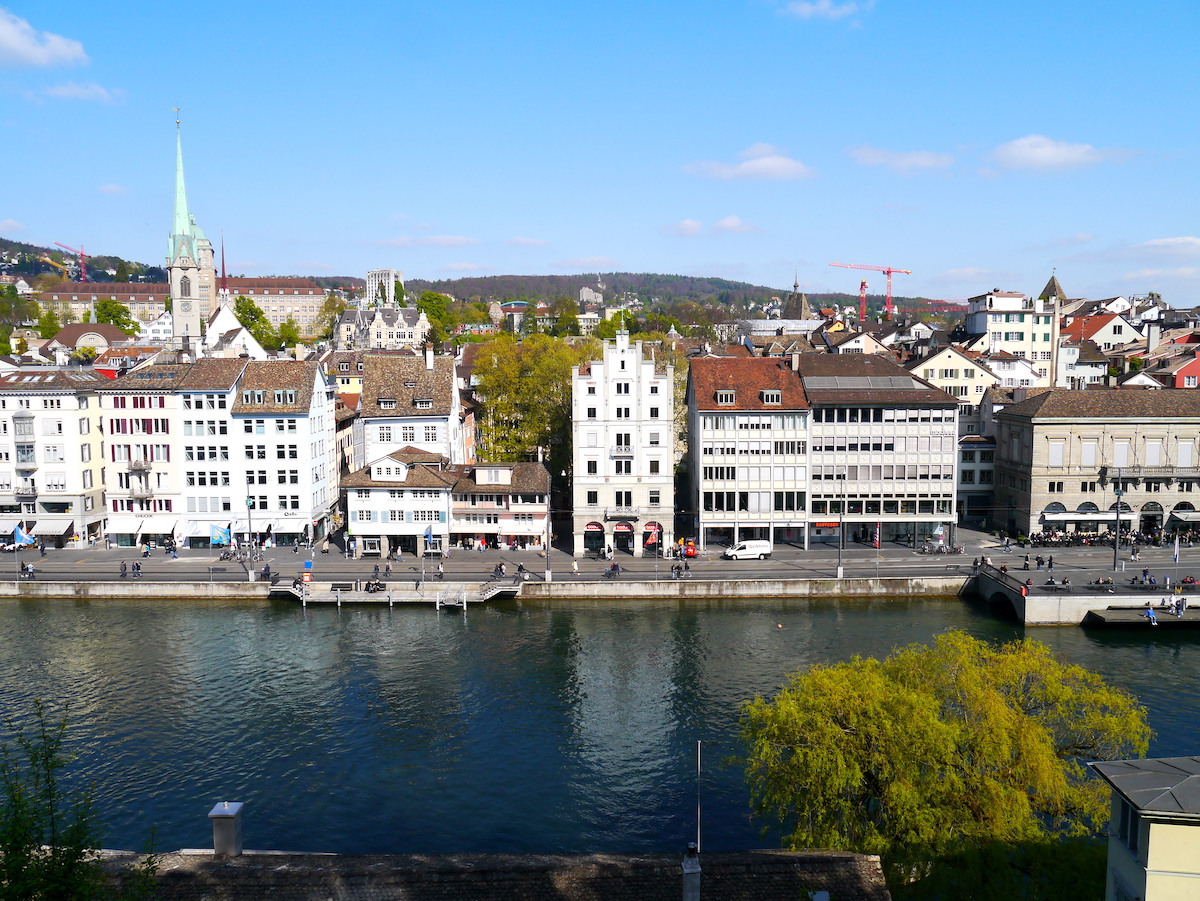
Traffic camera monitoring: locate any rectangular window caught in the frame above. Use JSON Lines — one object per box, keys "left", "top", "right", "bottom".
{"left": 586, "top": 490, "right": 598, "bottom": 506}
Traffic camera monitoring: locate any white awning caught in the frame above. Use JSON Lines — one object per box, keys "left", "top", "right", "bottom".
{"left": 136, "top": 518, "right": 177, "bottom": 535}
{"left": 1040, "top": 512, "right": 1113, "bottom": 522}
{"left": 273, "top": 520, "right": 306, "bottom": 533}
{"left": 31, "top": 521, "right": 71, "bottom": 536}
{"left": 1170, "top": 511, "right": 1200, "bottom": 522}
{"left": 105, "top": 517, "right": 143, "bottom": 535}
{"left": 0, "top": 519, "right": 20, "bottom": 534}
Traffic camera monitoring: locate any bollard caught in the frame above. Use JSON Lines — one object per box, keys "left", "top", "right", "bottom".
{"left": 208, "top": 801, "right": 244, "bottom": 857}
{"left": 681, "top": 842, "right": 700, "bottom": 901}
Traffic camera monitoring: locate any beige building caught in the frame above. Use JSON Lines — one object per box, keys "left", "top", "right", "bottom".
{"left": 995, "top": 390, "right": 1200, "bottom": 537}
{"left": 1090, "top": 756, "right": 1200, "bottom": 901}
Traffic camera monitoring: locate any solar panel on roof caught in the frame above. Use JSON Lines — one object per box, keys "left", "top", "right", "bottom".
{"left": 802, "top": 375, "right": 919, "bottom": 389}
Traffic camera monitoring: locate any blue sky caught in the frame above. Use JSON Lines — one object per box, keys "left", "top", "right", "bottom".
{"left": 2, "top": 0, "right": 1198, "bottom": 304}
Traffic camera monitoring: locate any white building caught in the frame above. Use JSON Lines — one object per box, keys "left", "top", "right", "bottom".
{"left": 964, "top": 287, "right": 1060, "bottom": 386}
{"left": 0, "top": 369, "right": 108, "bottom": 545}
{"left": 351, "top": 350, "right": 465, "bottom": 471}
{"left": 343, "top": 451, "right": 455, "bottom": 558}
{"left": 686, "top": 357, "right": 810, "bottom": 549}
{"left": 570, "top": 331, "right": 674, "bottom": 557}
{"left": 99, "top": 356, "right": 337, "bottom": 549}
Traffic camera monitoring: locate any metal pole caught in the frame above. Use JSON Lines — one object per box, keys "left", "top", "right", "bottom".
{"left": 837, "top": 472, "right": 845, "bottom": 579}
{"left": 696, "top": 739, "right": 702, "bottom": 853}
{"left": 1113, "top": 470, "right": 1123, "bottom": 572}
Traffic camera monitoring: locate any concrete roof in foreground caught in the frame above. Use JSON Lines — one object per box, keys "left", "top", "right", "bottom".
{"left": 1090, "top": 756, "right": 1200, "bottom": 817}
{"left": 105, "top": 850, "right": 892, "bottom": 900}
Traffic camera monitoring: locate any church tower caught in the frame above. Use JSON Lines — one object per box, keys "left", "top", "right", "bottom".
{"left": 167, "top": 119, "right": 214, "bottom": 353}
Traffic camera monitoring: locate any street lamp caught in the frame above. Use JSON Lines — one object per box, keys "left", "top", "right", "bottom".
{"left": 1113, "top": 470, "right": 1124, "bottom": 572}
{"left": 836, "top": 471, "right": 846, "bottom": 579}
{"left": 246, "top": 496, "right": 254, "bottom": 553}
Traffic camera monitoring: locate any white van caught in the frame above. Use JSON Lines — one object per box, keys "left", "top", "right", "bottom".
{"left": 722, "top": 540, "right": 773, "bottom": 560}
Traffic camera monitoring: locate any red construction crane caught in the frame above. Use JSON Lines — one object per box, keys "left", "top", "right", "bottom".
{"left": 54, "top": 242, "right": 88, "bottom": 282}
{"left": 830, "top": 261, "right": 911, "bottom": 320}
{"left": 858, "top": 279, "right": 868, "bottom": 323}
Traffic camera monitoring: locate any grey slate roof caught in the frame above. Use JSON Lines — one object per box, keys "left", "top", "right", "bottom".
{"left": 108, "top": 850, "right": 892, "bottom": 901}
{"left": 1001, "top": 388, "right": 1200, "bottom": 420}
{"left": 1090, "top": 756, "right": 1200, "bottom": 817}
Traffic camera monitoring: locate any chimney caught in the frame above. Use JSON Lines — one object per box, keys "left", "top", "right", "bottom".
{"left": 1013, "top": 387, "right": 1027, "bottom": 402}
{"left": 1147, "top": 322, "right": 1161, "bottom": 354}
{"left": 425, "top": 345, "right": 434, "bottom": 371}
{"left": 791, "top": 351, "right": 800, "bottom": 371}
{"left": 681, "top": 843, "right": 701, "bottom": 901}
{"left": 209, "top": 801, "right": 244, "bottom": 857}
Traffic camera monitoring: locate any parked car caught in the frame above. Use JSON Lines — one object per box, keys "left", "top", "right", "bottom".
{"left": 722, "top": 540, "right": 773, "bottom": 560}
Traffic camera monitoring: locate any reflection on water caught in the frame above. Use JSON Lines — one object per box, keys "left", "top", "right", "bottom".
{"left": 0, "top": 595, "right": 1195, "bottom": 854}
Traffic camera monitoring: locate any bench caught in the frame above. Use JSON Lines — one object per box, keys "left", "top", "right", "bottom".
{"left": 331, "top": 581, "right": 354, "bottom": 591}
{"left": 1040, "top": 584, "right": 1071, "bottom": 592}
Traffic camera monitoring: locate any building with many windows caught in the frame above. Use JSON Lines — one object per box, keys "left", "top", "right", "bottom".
{"left": 686, "top": 356, "right": 810, "bottom": 549}
{"left": 963, "top": 286, "right": 1060, "bottom": 386}
{"left": 797, "top": 354, "right": 959, "bottom": 547}
{"left": 570, "top": 331, "right": 674, "bottom": 557}
{"left": 995, "top": 390, "right": 1200, "bottom": 538}
{"left": 0, "top": 370, "right": 107, "bottom": 545}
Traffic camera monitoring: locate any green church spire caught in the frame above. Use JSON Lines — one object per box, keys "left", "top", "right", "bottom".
{"left": 168, "top": 115, "right": 208, "bottom": 264}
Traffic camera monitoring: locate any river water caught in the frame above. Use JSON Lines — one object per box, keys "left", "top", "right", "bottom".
{"left": 0, "top": 595, "right": 1197, "bottom": 855}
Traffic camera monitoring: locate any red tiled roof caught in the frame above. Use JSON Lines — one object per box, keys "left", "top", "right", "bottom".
{"left": 689, "top": 357, "right": 809, "bottom": 412}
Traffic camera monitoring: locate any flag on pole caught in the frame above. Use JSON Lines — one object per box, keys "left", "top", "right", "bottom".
{"left": 424, "top": 524, "right": 434, "bottom": 542}
{"left": 14, "top": 525, "right": 34, "bottom": 545}
{"left": 645, "top": 529, "right": 658, "bottom": 547}
{"left": 1175, "top": 534, "right": 1180, "bottom": 564}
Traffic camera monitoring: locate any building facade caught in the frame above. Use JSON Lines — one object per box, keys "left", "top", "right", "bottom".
{"left": 686, "top": 357, "right": 810, "bottom": 549}
{"left": 570, "top": 331, "right": 674, "bottom": 557}
{"left": 995, "top": 390, "right": 1200, "bottom": 538}
{"left": 964, "top": 289, "right": 1060, "bottom": 386}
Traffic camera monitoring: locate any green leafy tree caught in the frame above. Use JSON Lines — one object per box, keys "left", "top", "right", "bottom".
{"left": 278, "top": 316, "right": 301, "bottom": 348}
{"left": 93, "top": 299, "right": 139, "bottom": 336}
{"left": 394, "top": 280, "right": 406, "bottom": 307}
{"left": 0, "top": 285, "right": 38, "bottom": 329}
{"left": 15, "top": 336, "right": 28, "bottom": 355}
{"left": 114, "top": 261, "right": 130, "bottom": 283}
{"left": 69, "top": 347, "right": 98, "bottom": 364}
{"left": 740, "top": 632, "right": 1149, "bottom": 896}
{"left": 473, "top": 334, "right": 598, "bottom": 474}
{"left": 233, "top": 295, "right": 280, "bottom": 350}
{"left": 314, "top": 293, "right": 347, "bottom": 340}
{"left": 1, "top": 701, "right": 158, "bottom": 900}
{"left": 593, "top": 310, "right": 638, "bottom": 340}
{"left": 0, "top": 326, "right": 12, "bottom": 356}
{"left": 36, "top": 307, "right": 61, "bottom": 340}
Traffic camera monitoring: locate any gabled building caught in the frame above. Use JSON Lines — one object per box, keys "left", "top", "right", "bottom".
{"left": 907, "top": 346, "right": 998, "bottom": 436}
{"left": 352, "top": 350, "right": 465, "bottom": 471}
{"left": 449, "top": 461, "right": 551, "bottom": 552}
{"left": 1060, "top": 313, "right": 1141, "bottom": 352}
{"left": 342, "top": 450, "right": 456, "bottom": 558}
{"left": 964, "top": 284, "right": 1060, "bottom": 386}
{"left": 686, "top": 357, "right": 810, "bottom": 549}
{"left": 570, "top": 331, "right": 674, "bottom": 557}
{"left": 336, "top": 306, "right": 430, "bottom": 350}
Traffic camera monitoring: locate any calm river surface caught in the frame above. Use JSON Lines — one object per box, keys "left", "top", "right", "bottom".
{"left": 1, "top": 595, "right": 1197, "bottom": 855}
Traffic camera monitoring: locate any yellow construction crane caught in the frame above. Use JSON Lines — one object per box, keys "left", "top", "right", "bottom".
{"left": 39, "top": 256, "right": 72, "bottom": 279}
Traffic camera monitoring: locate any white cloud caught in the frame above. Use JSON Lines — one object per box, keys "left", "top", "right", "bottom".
{"left": 43, "top": 81, "right": 118, "bottom": 103}
{"left": 991, "top": 134, "right": 1118, "bottom": 171}
{"left": 1120, "top": 267, "right": 1200, "bottom": 282}
{"left": 508, "top": 236, "right": 549, "bottom": 246}
{"left": 0, "top": 218, "right": 25, "bottom": 234}
{"left": 665, "top": 219, "right": 703, "bottom": 237}
{"left": 442, "top": 262, "right": 490, "bottom": 272}
{"left": 551, "top": 256, "right": 617, "bottom": 270}
{"left": 376, "top": 235, "right": 478, "bottom": 248}
{"left": 98, "top": 183, "right": 125, "bottom": 195}
{"left": 711, "top": 215, "right": 760, "bottom": 235}
{"left": 849, "top": 145, "right": 954, "bottom": 173}
{"left": 0, "top": 8, "right": 87, "bottom": 67}
{"left": 1131, "top": 237, "right": 1200, "bottom": 260}
{"left": 782, "top": 0, "right": 864, "bottom": 20}
{"left": 686, "top": 143, "right": 813, "bottom": 181}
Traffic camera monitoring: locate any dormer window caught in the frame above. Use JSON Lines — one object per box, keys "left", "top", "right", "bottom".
{"left": 379, "top": 399, "right": 396, "bottom": 409}
{"left": 415, "top": 399, "right": 433, "bottom": 409}
{"left": 716, "top": 390, "right": 735, "bottom": 405}
{"left": 339, "top": 362, "right": 350, "bottom": 372}
{"left": 404, "top": 381, "right": 417, "bottom": 388}
{"left": 761, "top": 390, "right": 782, "bottom": 405}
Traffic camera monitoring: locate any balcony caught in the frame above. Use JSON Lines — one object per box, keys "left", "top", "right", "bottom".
{"left": 1100, "top": 465, "right": 1200, "bottom": 481}
{"left": 610, "top": 445, "right": 634, "bottom": 457}
{"left": 13, "top": 485, "right": 37, "bottom": 497}
{"left": 604, "top": 506, "right": 640, "bottom": 521}
{"left": 129, "top": 487, "right": 155, "bottom": 500}
{"left": 14, "top": 457, "right": 37, "bottom": 470}
{"left": 128, "top": 459, "right": 152, "bottom": 471}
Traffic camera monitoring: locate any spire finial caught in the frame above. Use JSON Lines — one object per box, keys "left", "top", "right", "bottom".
{"left": 174, "top": 107, "right": 180, "bottom": 127}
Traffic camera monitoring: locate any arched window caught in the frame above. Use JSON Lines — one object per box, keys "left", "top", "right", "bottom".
{"left": 1174, "top": 502, "right": 1196, "bottom": 512}
{"left": 1142, "top": 502, "right": 1164, "bottom": 513}
{"left": 1076, "top": 502, "right": 1100, "bottom": 513}
{"left": 1043, "top": 502, "right": 1067, "bottom": 514}
{"left": 179, "top": 276, "right": 191, "bottom": 298}
{"left": 1108, "top": 501, "right": 1133, "bottom": 513}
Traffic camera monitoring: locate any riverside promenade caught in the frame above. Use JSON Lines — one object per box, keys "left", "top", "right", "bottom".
{"left": 4, "top": 528, "right": 1199, "bottom": 625}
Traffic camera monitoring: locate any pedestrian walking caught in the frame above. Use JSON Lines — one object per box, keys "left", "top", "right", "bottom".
{"left": 385, "top": 561, "right": 392, "bottom": 577}
{"left": 374, "top": 563, "right": 380, "bottom": 578}
{"left": 39, "top": 543, "right": 45, "bottom": 557}
{"left": 1047, "top": 556, "right": 1054, "bottom": 572}
{"left": 120, "top": 560, "right": 127, "bottom": 578}
{"left": 684, "top": 560, "right": 691, "bottom": 577}
{"left": 572, "top": 559, "right": 579, "bottom": 576}
{"left": 437, "top": 562, "right": 444, "bottom": 580}
{"left": 1036, "top": 555, "right": 1044, "bottom": 571}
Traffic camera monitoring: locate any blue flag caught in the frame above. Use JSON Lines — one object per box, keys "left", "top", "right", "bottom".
{"left": 424, "top": 524, "right": 434, "bottom": 542}
{"left": 14, "top": 526, "right": 34, "bottom": 545}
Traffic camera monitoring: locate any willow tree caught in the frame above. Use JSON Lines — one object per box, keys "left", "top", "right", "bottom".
{"left": 473, "top": 334, "right": 598, "bottom": 474}
{"left": 740, "top": 632, "right": 1149, "bottom": 896}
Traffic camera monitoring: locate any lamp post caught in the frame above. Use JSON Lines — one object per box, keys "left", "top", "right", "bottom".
{"left": 1113, "top": 471, "right": 1124, "bottom": 572}
{"left": 836, "top": 471, "right": 846, "bottom": 579}
{"left": 246, "top": 496, "right": 254, "bottom": 552}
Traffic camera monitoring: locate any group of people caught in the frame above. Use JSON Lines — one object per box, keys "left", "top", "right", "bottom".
{"left": 119, "top": 561, "right": 143, "bottom": 578}
{"left": 669, "top": 561, "right": 691, "bottom": 579}
{"left": 1142, "top": 596, "right": 1189, "bottom": 624}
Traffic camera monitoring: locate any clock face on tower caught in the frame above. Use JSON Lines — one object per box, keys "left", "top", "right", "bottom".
{"left": 180, "top": 302, "right": 192, "bottom": 313}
